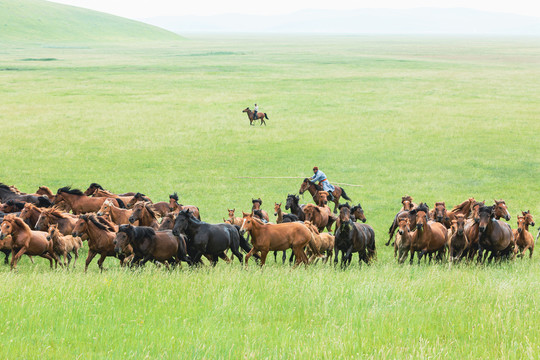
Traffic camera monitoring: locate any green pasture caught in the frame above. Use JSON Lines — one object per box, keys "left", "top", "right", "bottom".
{"left": 0, "top": 34, "right": 539, "bottom": 358}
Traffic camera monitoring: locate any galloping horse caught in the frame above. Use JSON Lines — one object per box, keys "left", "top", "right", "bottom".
{"left": 303, "top": 203, "right": 335, "bottom": 232}
{"left": 285, "top": 194, "right": 305, "bottom": 221}
{"left": 0, "top": 183, "right": 52, "bottom": 207}
{"left": 304, "top": 221, "right": 334, "bottom": 264}
{"left": 97, "top": 199, "right": 135, "bottom": 225}
{"left": 35, "top": 207, "right": 79, "bottom": 235}
{"left": 54, "top": 187, "right": 125, "bottom": 214}
{"left": 129, "top": 202, "right": 159, "bottom": 229}
{"left": 239, "top": 212, "right": 318, "bottom": 267}
{"left": 72, "top": 214, "right": 126, "bottom": 272}
{"left": 172, "top": 210, "right": 246, "bottom": 266}
{"left": 169, "top": 193, "right": 200, "bottom": 219}
{"left": 0, "top": 215, "right": 56, "bottom": 270}
{"left": 243, "top": 107, "right": 268, "bottom": 126}
{"left": 251, "top": 198, "right": 269, "bottom": 222}
{"left": 430, "top": 202, "right": 451, "bottom": 228}
{"left": 447, "top": 214, "right": 469, "bottom": 263}
{"left": 83, "top": 183, "right": 136, "bottom": 197}
{"left": 409, "top": 207, "right": 447, "bottom": 264}
{"left": 47, "top": 224, "right": 82, "bottom": 268}
{"left": 394, "top": 218, "right": 412, "bottom": 264}
{"left": 513, "top": 211, "right": 535, "bottom": 258}
{"left": 477, "top": 206, "right": 514, "bottom": 263}
{"left": 299, "top": 178, "right": 351, "bottom": 214}
{"left": 19, "top": 203, "right": 44, "bottom": 229}
{"left": 333, "top": 206, "right": 376, "bottom": 268}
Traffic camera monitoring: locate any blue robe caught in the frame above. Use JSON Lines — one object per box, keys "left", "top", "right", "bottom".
{"left": 310, "top": 170, "right": 335, "bottom": 192}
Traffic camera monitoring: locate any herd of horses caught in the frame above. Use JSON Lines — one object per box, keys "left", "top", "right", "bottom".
{"left": 0, "top": 181, "right": 536, "bottom": 272}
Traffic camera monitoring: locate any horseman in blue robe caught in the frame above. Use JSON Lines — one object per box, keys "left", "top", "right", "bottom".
{"left": 309, "top": 166, "right": 335, "bottom": 201}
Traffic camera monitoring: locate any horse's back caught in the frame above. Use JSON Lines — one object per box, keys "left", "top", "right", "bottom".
{"left": 27, "top": 230, "right": 51, "bottom": 254}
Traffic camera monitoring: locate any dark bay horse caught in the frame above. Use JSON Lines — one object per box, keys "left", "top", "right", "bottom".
{"left": 386, "top": 202, "right": 427, "bottom": 246}
{"left": 333, "top": 206, "right": 376, "bottom": 268}
{"left": 285, "top": 194, "right": 305, "bottom": 221}
{"left": 172, "top": 210, "right": 246, "bottom": 266}
{"left": 243, "top": 107, "right": 268, "bottom": 126}
{"left": 84, "top": 183, "right": 136, "bottom": 197}
{"left": 351, "top": 203, "right": 367, "bottom": 223}
{"left": 0, "top": 200, "right": 25, "bottom": 213}
{"left": 299, "top": 178, "right": 351, "bottom": 214}
{"left": 252, "top": 198, "right": 269, "bottom": 222}
{"left": 477, "top": 206, "right": 514, "bottom": 263}
{"left": 448, "top": 214, "right": 469, "bottom": 263}
{"left": 169, "top": 193, "right": 200, "bottom": 219}
{"left": 114, "top": 224, "right": 189, "bottom": 268}
{"left": 0, "top": 184, "right": 52, "bottom": 208}
{"left": 128, "top": 202, "right": 159, "bottom": 229}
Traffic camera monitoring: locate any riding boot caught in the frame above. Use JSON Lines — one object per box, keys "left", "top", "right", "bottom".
{"left": 328, "top": 192, "right": 335, "bottom": 202}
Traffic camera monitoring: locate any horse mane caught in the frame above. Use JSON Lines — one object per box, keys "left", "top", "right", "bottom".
{"left": 449, "top": 199, "right": 470, "bottom": 214}
{"left": 0, "top": 184, "right": 14, "bottom": 192}
{"left": 10, "top": 216, "right": 31, "bottom": 232}
{"left": 134, "top": 192, "right": 146, "bottom": 199}
{"left": 338, "top": 203, "right": 351, "bottom": 210}
{"left": 89, "top": 183, "right": 104, "bottom": 190}
{"left": 351, "top": 203, "right": 363, "bottom": 212}
{"left": 170, "top": 192, "right": 179, "bottom": 201}
{"left": 82, "top": 214, "right": 113, "bottom": 232}
{"left": 144, "top": 203, "right": 158, "bottom": 219}
{"left": 479, "top": 205, "right": 494, "bottom": 216}
{"left": 44, "top": 208, "right": 68, "bottom": 219}
{"left": 39, "top": 186, "right": 51, "bottom": 191}
{"left": 401, "top": 195, "right": 413, "bottom": 203}
{"left": 416, "top": 203, "right": 430, "bottom": 213}
{"left": 57, "top": 186, "right": 84, "bottom": 196}
{"left": 252, "top": 198, "right": 262, "bottom": 205}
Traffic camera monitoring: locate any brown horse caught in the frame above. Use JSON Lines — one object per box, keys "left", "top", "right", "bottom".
{"left": 169, "top": 193, "right": 200, "bottom": 219}
{"left": 239, "top": 212, "right": 318, "bottom": 266}
{"left": 400, "top": 195, "right": 417, "bottom": 211}
{"left": 394, "top": 218, "right": 412, "bottom": 264}
{"left": 35, "top": 186, "right": 55, "bottom": 201}
{"left": 492, "top": 199, "right": 511, "bottom": 221}
{"left": 302, "top": 203, "right": 335, "bottom": 232}
{"left": 226, "top": 208, "right": 243, "bottom": 226}
{"left": 464, "top": 201, "right": 485, "bottom": 260}
{"left": 386, "top": 202, "right": 427, "bottom": 246}
{"left": 251, "top": 198, "right": 269, "bottom": 222}
{"left": 97, "top": 199, "right": 135, "bottom": 225}
{"left": 429, "top": 202, "right": 451, "bottom": 228}
{"left": 19, "top": 203, "right": 44, "bottom": 229}
{"left": 299, "top": 178, "right": 351, "bottom": 214}
{"left": 0, "top": 215, "right": 56, "bottom": 269}
{"left": 448, "top": 198, "right": 476, "bottom": 220}
{"left": 477, "top": 206, "right": 514, "bottom": 263}
{"left": 409, "top": 208, "right": 447, "bottom": 264}
{"left": 158, "top": 212, "right": 176, "bottom": 231}
{"left": 317, "top": 191, "right": 329, "bottom": 207}
{"left": 304, "top": 221, "right": 334, "bottom": 264}
{"left": 350, "top": 203, "right": 367, "bottom": 223}
{"left": 129, "top": 202, "right": 159, "bottom": 229}
{"left": 125, "top": 192, "right": 156, "bottom": 208}
{"left": 447, "top": 214, "right": 469, "bottom": 263}
{"left": 47, "top": 224, "right": 82, "bottom": 268}
{"left": 0, "top": 200, "right": 25, "bottom": 213}
{"left": 54, "top": 187, "right": 125, "bottom": 215}
{"left": 513, "top": 211, "right": 535, "bottom": 258}
{"left": 72, "top": 214, "right": 126, "bottom": 272}
{"left": 243, "top": 107, "right": 268, "bottom": 126}
{"left": 35, "top": 207, "right": 79, "bottom": 236}
{"left": 83, "top": 183, "right": 136, "bottom": 197}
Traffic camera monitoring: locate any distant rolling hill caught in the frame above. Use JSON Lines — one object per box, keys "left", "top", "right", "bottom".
{"left": 0, "top": 0, "right": 182, "bottom": 42}
{"left": 143, "top": 7, "right": 540, "bottom": 35}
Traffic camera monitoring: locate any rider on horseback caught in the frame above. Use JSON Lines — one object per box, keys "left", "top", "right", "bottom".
{"left": 253, "top": 103, "right": 258, "bottom": 119}
{"left": 309, "top": 166, "right": 335, "bottom": 201}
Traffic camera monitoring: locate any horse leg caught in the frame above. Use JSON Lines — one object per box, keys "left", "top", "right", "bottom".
{"left": 85, "top": 250, "right": 97, "bottom": 273}
{"left": 409, "top": 251, "right": 415, "bottom": 265}
{"left": 96, "top": 253, "right": 108, "bottom": 272}
{"left": 259, "top": 250, "right": 269, "bottom": 267}
{"left": 244, "top": 247, "right": 257, "bottom": 267}
{"left": 333, "top": 199, "right": 338, "bottom": 214}
{"left": 334, "top": 244, "right": 339, "bottom": 268}
{"left": 282, "top": 251, "right": 287, "bottom": 264}
{"left": 289, "top": 250, "right": 295, "bottom": 265}
{"left": 11, "top": 247, "right": 27, "bottom": 270}
{"left": 3, "top": 251, "right": 9, "bottom": 265}
{"left": 41, "top": 253, "right": 55, "bottom": 269}
{"left": 344, "top": 245, "right": 354, "bottom": 268}
{"left": 229, "top": 247, "right": 244, "bottom": 265}
{"left": 73, "top": 250, "right": 79, "bottom": 269}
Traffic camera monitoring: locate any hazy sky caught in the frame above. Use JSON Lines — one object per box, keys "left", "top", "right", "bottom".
{"left": 49, "top": 0, "right": 540, "bottom": 19}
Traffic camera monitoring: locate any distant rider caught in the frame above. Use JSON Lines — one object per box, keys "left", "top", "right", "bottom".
{"left": 253, "top": 103, "right": 258, "bottom": 119}
{"left": 309, "top": 166, "right": 335, "bottom": 201}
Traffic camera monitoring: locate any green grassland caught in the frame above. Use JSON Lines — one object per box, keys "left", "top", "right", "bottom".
{"left": 1, "top": 9, "right": 540, "bottom": 357}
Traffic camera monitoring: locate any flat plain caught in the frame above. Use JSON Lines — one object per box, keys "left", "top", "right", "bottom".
{"left": 0, "top": 34, "right": 539, "bottom": 358}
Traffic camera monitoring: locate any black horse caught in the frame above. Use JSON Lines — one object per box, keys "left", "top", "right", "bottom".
{"left": 172, "top": 210, "right": 248, "bottom": 266}
{"left": 334, "top": 206, "right": 376, "bottom": 268}
{"left": 0, "top": 184, "right": 51, "bottom": 207}
{"left": 114, "top": 224, "right": 190, "bottom": 267}
{"left": 285, "top": 194, "right": 305, "bottom": 221}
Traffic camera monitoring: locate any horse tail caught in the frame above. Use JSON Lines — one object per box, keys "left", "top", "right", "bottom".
{"left": 116, "top": 198, "right": 126, "bottom": 209}
{"left": 234, "top": 225, "right": 251, "bottom": 254}
{"left": 264, "top": 113, "right": 268, "bottom": 119}
{"left": 367, "top": 226, "right": 376, "bottom": 261}
{"left": 38, "top": 196, "right": 52, "bottom": 208}
{"left": 340, "top": 187, "right": 351, "bottom": 201}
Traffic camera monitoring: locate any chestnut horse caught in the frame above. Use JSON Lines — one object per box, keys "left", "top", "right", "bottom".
{"left": 394, "top": 218, "right": 412, "bottom": 264}
{"left": 386, "top": 202, "right": 426, "bottom": 246}
{"left": 84, "top": 183, "right": 136, "bottom": 197}
{"left": 0, "top": 215, "right": 56, "bottom": 269}
{"left": 239, "top": 212, "right": 318, "bottom": 267}
{"left": 19, "top": 203, "right": 44, "bottom": 229}
{"left": 97, "top": 199, "right": 135, "bottom": 225}
{"left": 35, "top": 186, "right": 55, "bottom": 201}
{"left": 0, "top": 200, "right": 25, "bottom": 213}
{"left": 129, "top": 202, "right": 159, "bottom": 229}
{"left": 513, "top": 211, "right": 535, "bottom": 258}
{"left": 492, "top": 199, "right": 511, "bottom": 221}
{"left": 409, "top": 208, "right": 447, "bottom": 264}
{"left": 54, "top": 187, "right": 125, "bottom": 214}
{"left": 299, "top": 178, "right": 351, "bottom": 214}
{"left": 350, "top": 203, "right": 367, "bottom": 223}
{"left": 226, "top": 209, "right": 243, "bottom": 226}
{"left": 35, "top": 207, "right": 79, "bottom": 235}
{"left": 464, "top": 201, "right": 485, "bottom": 261}
{"left": 303, "top": 203, "right": 335, "bottom": 232}
{"left": 304, "top": 221, "right": 334, "bottom": 264}
{"left": 243, "top": 107, "right": 268, "bottom": 126}
{"left": 72, "top": 214, "right": 126, "bottom": 272}
{"left": 158, "top": 212, "right": 176, "bottom": 231}
{"left": 400, "top": 195, "right": 417, "bottom": 211}
{"left": 447, "top": 198, "right": 476, "bottom": 221}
